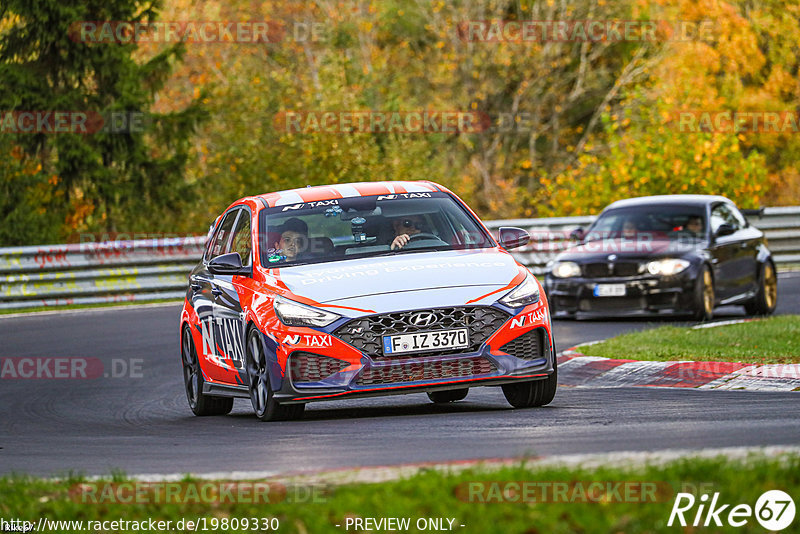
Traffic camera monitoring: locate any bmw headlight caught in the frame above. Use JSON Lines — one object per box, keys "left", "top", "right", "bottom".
{"left": 273, "top": 296, "right": 341, "bottom": 327}
{"left": 551, "top": 261, "right": 581, "bottom": 278}
{"left": 500, "top": 273, "right": 541, "bottom": 308}
{"left": 646, "top": 258, "right": 690, "bottom": 276}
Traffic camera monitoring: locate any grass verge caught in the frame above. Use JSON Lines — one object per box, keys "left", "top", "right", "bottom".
{"left": 1, "top": 454, "right": 797, "bottom": 534}
{"left": 577, "top": 315, "right": 800, "bottom": 364}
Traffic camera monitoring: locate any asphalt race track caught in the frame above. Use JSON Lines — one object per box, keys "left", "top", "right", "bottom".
{"left": 1, "top": 273, "right": 799, "bottom": 477}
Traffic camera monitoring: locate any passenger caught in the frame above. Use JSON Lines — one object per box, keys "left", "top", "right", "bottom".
{"left": 274, "top": 218, "right": 308, "bottom": 262}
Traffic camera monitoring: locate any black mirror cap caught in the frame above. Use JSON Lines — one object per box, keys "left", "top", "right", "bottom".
{"left": 208, "top": 252, "right": 247, "bottom": 275}
{"left": 498, "top": 227, "right": 530, "bottom": 250}
{"left": 715, "top": 223, "right": 736, "bottom": 238}
{"left": 569, "top": 227, "right": 585, "bottom": 242}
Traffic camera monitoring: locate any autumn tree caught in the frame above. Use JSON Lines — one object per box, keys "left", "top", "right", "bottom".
{"left": 0, "top": 0, "right": 202, "bottom": 244}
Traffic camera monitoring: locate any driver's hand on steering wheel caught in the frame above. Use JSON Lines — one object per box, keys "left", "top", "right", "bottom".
{"left": 391, "top": 234, "right": 411, "bottom": 250}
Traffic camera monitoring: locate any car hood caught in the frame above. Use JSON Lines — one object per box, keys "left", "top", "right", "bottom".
{"left": 271, "top": 249, "right": 524, "bottom": 313}
{"left": 555, "top": 237, "right": 704, "bottom": 262}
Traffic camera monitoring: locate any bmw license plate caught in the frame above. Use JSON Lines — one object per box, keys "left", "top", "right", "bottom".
{"left": 593, "top": 283, "right": 626, "bottom": 297}
{"left": 383, "top": 328, "right": 469, "bottom": 355}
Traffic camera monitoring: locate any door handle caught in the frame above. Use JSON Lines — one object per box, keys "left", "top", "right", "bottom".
{"left": 211, "top": 286, "right": 223, "bottom": 297}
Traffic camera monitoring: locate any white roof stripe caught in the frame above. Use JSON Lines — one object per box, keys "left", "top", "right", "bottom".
{"left": 332, "top": 184, "right": 361, "bottom": 198}
{"left": 402, "top": 183, "right": 432, "bottom": 192}
{"left": 385, "top": 182, "right": 396, "bottom": 193}
{"left": 274, "top": 191, "right": 305, "bottom": 206}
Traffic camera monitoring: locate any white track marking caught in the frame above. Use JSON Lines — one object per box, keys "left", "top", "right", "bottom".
{"left": 69, "top": 446, "right": 800, "bottom": 484}
{"left": 0, "top": 300, "right": 182, "bottom": 320}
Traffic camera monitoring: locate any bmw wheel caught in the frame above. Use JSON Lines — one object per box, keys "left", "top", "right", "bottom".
{"left": 745, "top": 261, "right": 778, "bottom": 316}
{"left": 692, "top": 265, "right": 715, "bottom": 322}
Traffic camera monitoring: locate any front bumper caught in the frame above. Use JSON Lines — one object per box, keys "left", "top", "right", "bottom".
{"left": 274, "top": 341, "right": 554, "bottom": 403}
{"left": 202, "top": 306, "right": 557, "bottom": 403}
{"left": 545, "top": 272, "right": 696, "bottom": 317}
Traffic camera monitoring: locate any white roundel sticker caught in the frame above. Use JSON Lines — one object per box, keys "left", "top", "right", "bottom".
{"left": 755, "top": 490, "right": 795, "bottom": 531}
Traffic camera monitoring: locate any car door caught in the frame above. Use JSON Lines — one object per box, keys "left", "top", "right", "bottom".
{"left": 708, "top": 203, "right": 748, "bottom": 301}
{"left": 210, "top": 207, "right": 252, "bottom": 382}
{"left": 727, "top": 203, "right": 760, "bottom": 297}
{"left": 191, "top": 208, "right": 244, "bottom": 383}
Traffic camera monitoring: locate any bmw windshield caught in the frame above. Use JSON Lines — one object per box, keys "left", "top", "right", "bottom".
{"left": 258, "top": 192, "right": 496, "bottom": 267}
{"left": 584, "top": 205, "right": 707, "bottom": 242}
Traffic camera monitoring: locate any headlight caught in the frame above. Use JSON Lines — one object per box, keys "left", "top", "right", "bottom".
{"left": 273, "top": 296, "right": 341, "bottom": 327}
{"left": 500, "top": 273, "right": 541, "bottom": 308}
{"left": 551, "top": 261, "right": 581, "bottom": 278}
{"left": 646, "top": 258, "right": 690, "bottom": 276}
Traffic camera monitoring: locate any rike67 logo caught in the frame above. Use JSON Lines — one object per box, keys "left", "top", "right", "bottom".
{"left": 668, "top": 490, "right": 795, "bottom": 530}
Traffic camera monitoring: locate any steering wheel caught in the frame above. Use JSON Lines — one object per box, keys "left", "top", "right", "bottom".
{"left": 407, "top": 232, "right": 443, "bottom": 243}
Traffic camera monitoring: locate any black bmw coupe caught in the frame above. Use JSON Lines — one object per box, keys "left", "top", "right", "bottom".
{"left": 545, "top": 195, "right": 778, "bottom": 320}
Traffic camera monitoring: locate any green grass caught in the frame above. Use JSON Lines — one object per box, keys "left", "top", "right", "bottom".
{"left": 1, "top": 454, "right": 797, "bottom": 533}
{"left": 0, "top": 298, "right": 182, "bottom": 315}
{"left": 579, "top": 315, "right": 800, "bottom": 364}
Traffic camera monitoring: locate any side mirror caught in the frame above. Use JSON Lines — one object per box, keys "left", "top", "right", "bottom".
{"left": 498, "top": 227, "right": 530, "bottom": 250}
{"left": 715, "top": 223, "right": 736, "bottom": 238}
{"left": 569, "top": 227, "right": 585, "bottom": 242}
{"left": 208, "top": 252, "right": 248, "bottom": 275}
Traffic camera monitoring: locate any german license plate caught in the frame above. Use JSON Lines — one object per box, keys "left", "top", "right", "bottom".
{"left": 382, "top": 328, "right": 469, "bottom": 355}
{"left": 593, "top": 283, "right": 626, "bottom": 297}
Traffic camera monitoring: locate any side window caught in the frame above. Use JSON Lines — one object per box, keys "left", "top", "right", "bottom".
{"left": 710, "top": 204, "right": 740, "bottom": 233}
{"left": 728, "top": 204, "right": 747, "bottom": 228}
{"left": 207, "top": 210, "right": 239, "bottom": 260}
{"left": 229, "top": 211, "right": 252, "bottom": 266}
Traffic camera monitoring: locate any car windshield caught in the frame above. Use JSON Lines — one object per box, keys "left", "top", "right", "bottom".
{"left": 257, "top": 192, "right": 495, "bottom": 267}
{"left": 585, "top": 205, "right": 707, "bottom": 242}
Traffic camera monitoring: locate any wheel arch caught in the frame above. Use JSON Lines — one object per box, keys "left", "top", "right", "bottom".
{"left": 244, "top": 320, "right": 285, "bottom": 392}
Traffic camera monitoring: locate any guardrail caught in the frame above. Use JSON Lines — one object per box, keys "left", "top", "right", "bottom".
{"left": 1, "top": 207, "right": 798, "bottom": 310}
{"left": 0, "top": 237, "right": 205, "bottom": 310}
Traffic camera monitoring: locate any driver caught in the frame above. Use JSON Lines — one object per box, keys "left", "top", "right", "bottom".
{"left": 684, "top": 215, "right": 704, "bottom": 235}
{"left": 621, "top": 219, "right": 638, "bottom": 239}
{"left": 390, "top": 215, "right": 425, "bottom": 250}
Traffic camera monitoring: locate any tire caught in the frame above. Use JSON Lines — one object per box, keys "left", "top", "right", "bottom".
{"left": 181, "top": 326, "right": 234, "bottom": 416}
{"left": 427, "top": 389, "right": 468, "bottom": 403}
{"left": 692, "top": 265, "right": 715, "bottom": 322}
{"left": 246, "top": 328, "right": 305, "bottom": 421}
{"left": 502, "top": 357, "right": 557, "bottom": 408}
{"left": 745, "top": 261, "right": 778, "bottom": 316}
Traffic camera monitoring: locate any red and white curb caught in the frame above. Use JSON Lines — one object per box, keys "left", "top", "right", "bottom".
{"left": 558, "top": 348, "right": 800, "bottom": 392}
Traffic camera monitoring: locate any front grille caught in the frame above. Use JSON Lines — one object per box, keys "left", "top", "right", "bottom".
{"left": 355, "top": 356, "right": 496, "bottom": 386}
{"left": 289, "top": 352, "right": 349, "bottom": 382}
{"left": 335, "top": 307, "right": 509, "bottom": 360}
{"left": 499, "top": 327, "right": 546, "bottom": 360}
{"left": 583, "top": 262, "right": 642, "bottom": 278}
